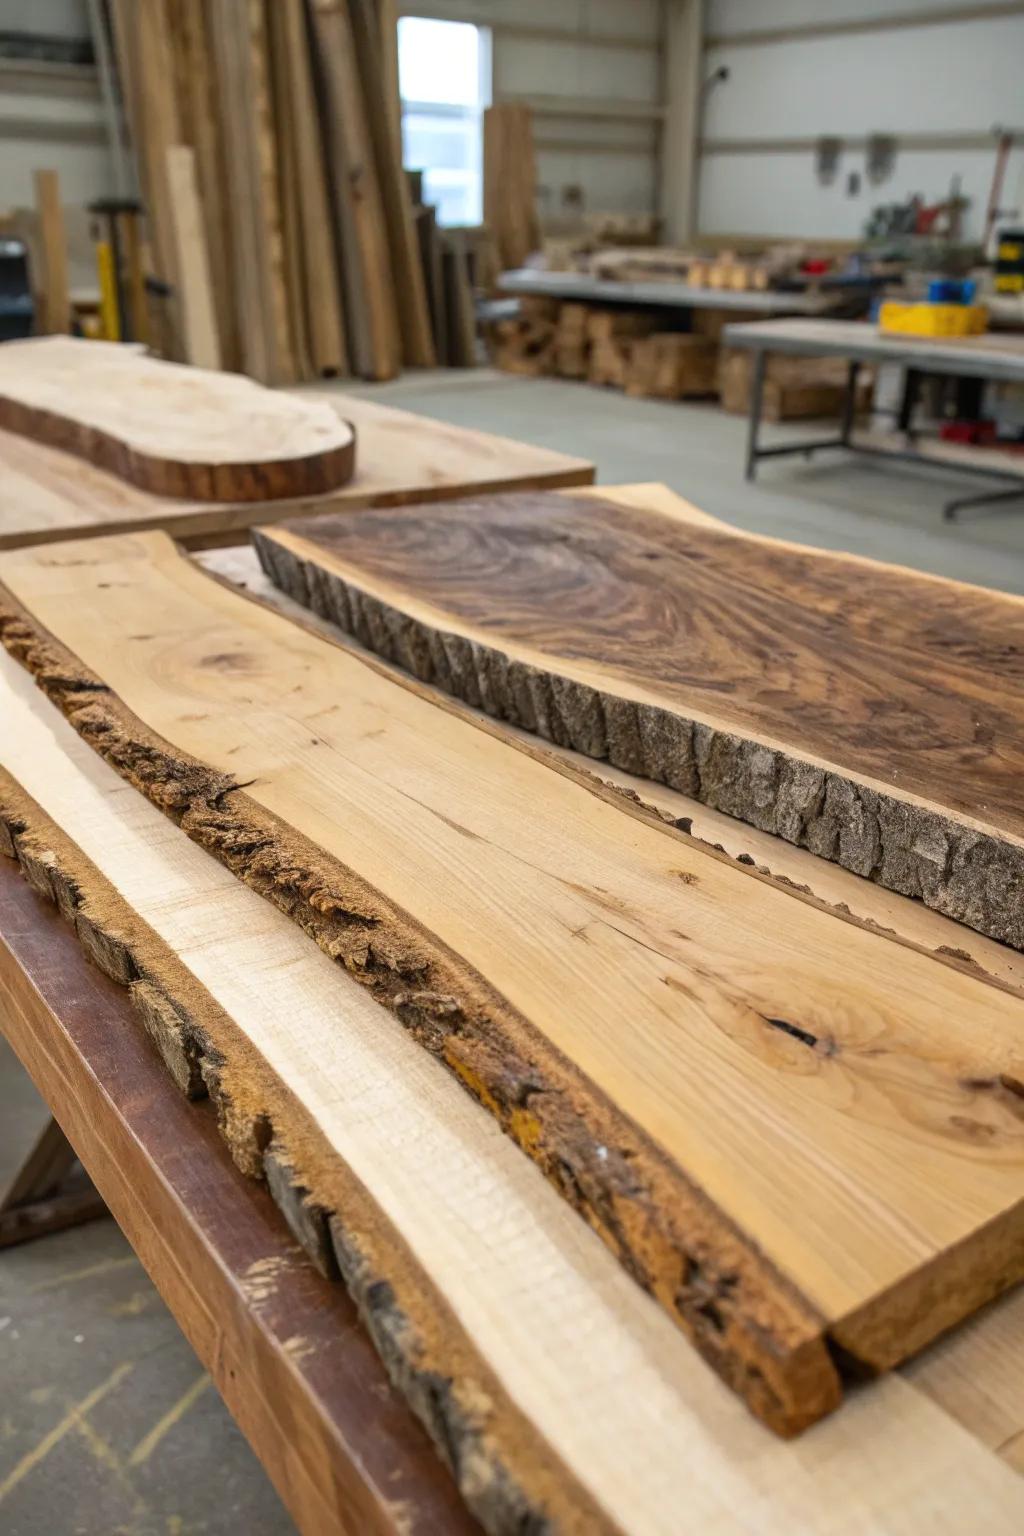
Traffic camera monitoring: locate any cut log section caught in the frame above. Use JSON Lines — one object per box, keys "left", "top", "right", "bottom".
{"left": 0, "top": 338, "right": 355, "bottom": 501}
{"left": 256, "top": 492, "right": 1024, "bottom": 951}
{"left": 3, "top": 532, "right": 1024, "bottom": 1436}
{"left": 5, "top": 653, "right": 1024, "bottom": 1533}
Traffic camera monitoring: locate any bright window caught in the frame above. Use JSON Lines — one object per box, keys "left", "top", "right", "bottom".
{"left": 398, "top": 17, "right": 491, "bottom": 227}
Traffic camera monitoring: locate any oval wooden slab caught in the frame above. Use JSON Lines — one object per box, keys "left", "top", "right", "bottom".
{"left": 0, "top": 337, "right": 355, "bottom": 501}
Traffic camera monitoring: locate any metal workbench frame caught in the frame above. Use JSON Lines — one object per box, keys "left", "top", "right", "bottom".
{"left": 725, "top": 319, "right": 1024, "bottom": 519}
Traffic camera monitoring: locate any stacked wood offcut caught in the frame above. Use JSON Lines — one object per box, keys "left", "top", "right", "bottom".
{"left": 718, "top": 348, "right": 874, "bottom": 421}
{"left": 107, "top": 0, "right": 441, "bottom": 384}
{"left": 485, "top": 296, "right": 558, "bottom": 376}
{"left": 486, "top": 302, "right": 718, "bottom": 401}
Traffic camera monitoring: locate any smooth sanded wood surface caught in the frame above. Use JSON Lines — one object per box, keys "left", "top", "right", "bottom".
{"left": 0, "top": 338, "right": 354, "bottom": 501}
{"left": 3, "top": 652, "right": 1024, "bottom": 1535}
{"left": 3, "top": 535, "right": 1024, "bottom": 1437}
{"left": 258, "top": 491, "right": 1024, "bottom": 951}
{"left": 0, "top": 391, "right": 592, "bottom": 550}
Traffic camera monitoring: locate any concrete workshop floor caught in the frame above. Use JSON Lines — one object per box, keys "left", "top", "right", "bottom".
{"left": 2, "top": 372, "right": 1023, "bottom": 1536}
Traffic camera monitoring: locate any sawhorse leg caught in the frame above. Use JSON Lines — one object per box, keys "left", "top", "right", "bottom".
{"left": 0, "top": 1116, "right": 108, "bottom": 1248}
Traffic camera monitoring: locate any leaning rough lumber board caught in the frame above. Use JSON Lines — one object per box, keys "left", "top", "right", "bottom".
{"left": 0, "top": 338, "right": 354, "bottom": 502}
{"left": 256, "top": 491, "right": 1024, "bottom": 951}
{"left": 0, "top": 392, "right": 592, "bottom": 550}
{"left": 3, "top": 536, "right": 1024, "bottom": 1439}
{"left": 3, "top": 656, "right": 1024, "bottom": 1534}
{"left": 0, "top": 861, "right": 473, "bottom": 1536}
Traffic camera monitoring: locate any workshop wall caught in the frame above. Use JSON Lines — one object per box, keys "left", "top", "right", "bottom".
{"left": 0, "top": 0, "right": 114, "bottom": 214}
{"left": 400, "top": 0, "right": 664, "bottom": 221}
{"left": 698, "top": 0, "right": 1024, "bottom": 245}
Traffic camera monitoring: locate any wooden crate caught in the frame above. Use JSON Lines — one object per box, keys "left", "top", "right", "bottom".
{"left": 718, "top": 348, "right": 873, "bottom": 420}
{"left": 625, "top": 334, "right": 718, "bottom": 400}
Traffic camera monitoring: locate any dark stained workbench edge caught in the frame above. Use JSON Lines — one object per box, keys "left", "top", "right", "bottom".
{"left": 0, "top": 854, "right": 478, "bottom": 1536}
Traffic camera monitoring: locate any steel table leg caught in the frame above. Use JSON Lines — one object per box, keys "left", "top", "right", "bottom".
{"left": 744, "top": 349, "right": 766, "bottom": 481}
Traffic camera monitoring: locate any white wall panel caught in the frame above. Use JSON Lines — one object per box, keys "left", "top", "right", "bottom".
{"left": 537, "top": 147, "right": 657, "bottom": 214}
{"left": 707, "top": 0, "right": 996, "bottom": 37}
{"left": 699, "top": 145, "right": 1024, "bottom": 240}
{"left": 495, "top": 34, "right": 660, "bottom": 102}
{"left": 696, "top": 6, "right": 1024, "bottom": 238}
{"left": 703, "top": 17, "right": 1024, "bottom": 137}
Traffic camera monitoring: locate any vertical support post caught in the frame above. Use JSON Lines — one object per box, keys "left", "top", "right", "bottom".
{"left": 897, "top": 367, "right": 920, "bottom": 436}
{"left": 745, "top": 348, "right": 766, "bottom": 481}
{"left": 659, "top": 0, "right": 705, "bottom": 245}
{"left": 840, "top": 359, "right": 861, "bottom": 445}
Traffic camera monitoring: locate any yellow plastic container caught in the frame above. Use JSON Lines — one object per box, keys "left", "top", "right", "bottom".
{"left": 878, "top": 301, "right": 989, "bottom": 338}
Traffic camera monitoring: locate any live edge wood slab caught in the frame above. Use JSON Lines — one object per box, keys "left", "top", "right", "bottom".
{"left": 2, "top": 534, "right": 1024, "bottom": 1449}
{"left": 0, "top": 857, "right": 475, "bottom": 1536}
{"left": 0, "top": 390, "right": 593, "bottom": 552}
{"left": 5, "top": 665, "right": 1024, "bottom": 1536}
{"left": 0, "top": 337, "right": 355, "bottom": 501}
{"left": 256, "top": 491, "right": 1024, "bottom": 951}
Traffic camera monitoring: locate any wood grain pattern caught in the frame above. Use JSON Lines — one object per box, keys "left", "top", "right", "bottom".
{"left": 309, "top": 0, "right": 402, "bottom": 381}
{"left": 202, "top": 527, "right": 1024, "bottom": 1005}
{"left": 32, "top": 170, "right": 70, "bottom": 335}
{"left": 0, "top": 392, "right": 591, "bottom": 551}
{"left": 257, "top": 491, "right": 1024, "bottom": 951}
{"left": 3, "top": 532, "right": 1024, "bottom": 1436}
{"left": 0, "top": 339, "right": 354, "bottom": 502}
{"left": 165, "top": 144, "right": 222, "bottom": 370}
{"left": 4, "top": 652, "right": 1024, "bottom": 1534}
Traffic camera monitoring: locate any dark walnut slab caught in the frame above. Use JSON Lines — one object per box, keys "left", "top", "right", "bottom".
{"left": 256, "top": 492, "right": 1024, "bottom": 950}
{"left": 0, "top": 336, "right": 355, "bottom": 501}
{"left": 4, "top": 531, "right": 1024, "bottom": 1441}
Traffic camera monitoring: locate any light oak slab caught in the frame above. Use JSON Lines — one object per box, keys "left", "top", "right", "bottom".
{"left": 0, "top": 390, "right": 592, "bottom": 551}
{"left": 2, "top": 647, "right": 1024, "bottom": 1533}
{"left": 0, "top": 339, "right": 353, "bottom": 500}
{"left": 0, "top": 339, "right": 354, "bottom": 502}
{"left": 3, "top": 534, "right": 1024, "bottom": 1433}
{"left": 257, "top": 488, "right": 1024, "bottom": 950}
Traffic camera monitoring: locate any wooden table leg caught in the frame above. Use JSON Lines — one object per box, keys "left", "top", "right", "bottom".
{"left": 0, "top": 1114, "right": 108, "bottom": 1248}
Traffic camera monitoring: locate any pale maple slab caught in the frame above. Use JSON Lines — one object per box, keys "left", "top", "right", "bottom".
{"left": 3, "top": 647, "right": 1024, "bottom": 1533}
{"left": 0, "top": 390, "right": 592, "bottom": 551}
{"left": 0, "top": 337, "right": 354, "bottom": 501}
{"left": 257, "top": 490, "right": 1024, "bottom": 951}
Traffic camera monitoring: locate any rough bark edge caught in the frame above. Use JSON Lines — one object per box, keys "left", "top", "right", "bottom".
{"left": 253, "top": 528, "right": 1024, "bottom": 954}
{"left": 0, "top": 767, "right": 604, "bottom": 1536}
{"left": 0, "top": 587, "right": 839, "bottom": 1437}
{"left": 0, "top": 393, "right": 356, "bottom": 502}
